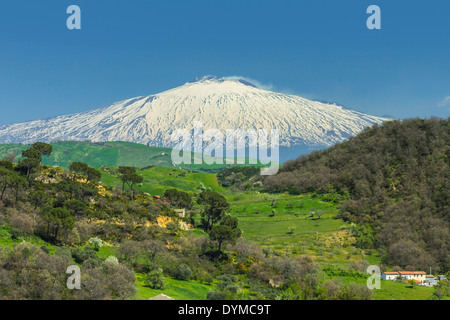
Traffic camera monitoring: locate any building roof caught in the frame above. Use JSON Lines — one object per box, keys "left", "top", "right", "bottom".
{"left": 148, "top": 294, "right": 174, "bottom": 300}
{"left": 383, "top": 271, "right": 427, "bottom": 275}
{"left": 399, "top": 271, "right": 426, "bottom": 275}
{"left": 383, "top": 272, "right": 399, "bottom": 275}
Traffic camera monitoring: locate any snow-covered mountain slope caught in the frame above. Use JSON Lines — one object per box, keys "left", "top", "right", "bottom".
{"left": 0, "top": 76, "right": 389, "bottom": 150}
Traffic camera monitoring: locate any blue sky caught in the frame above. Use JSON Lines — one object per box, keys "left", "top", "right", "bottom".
{"left": 0, "top": 0, "right": 449, "bottom": 124}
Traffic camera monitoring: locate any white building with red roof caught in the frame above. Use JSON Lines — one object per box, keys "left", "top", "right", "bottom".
{"left": 381, "top": 271, "right": 427, "bottom": 283}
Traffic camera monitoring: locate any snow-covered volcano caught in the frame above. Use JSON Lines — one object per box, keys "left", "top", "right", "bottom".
{"left": 0, "top": 76, "right": 388, "bottom": 155}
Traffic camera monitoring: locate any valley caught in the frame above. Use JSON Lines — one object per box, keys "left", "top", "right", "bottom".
{"left": 0, "top": 118, "right": 448, "bottom": 301}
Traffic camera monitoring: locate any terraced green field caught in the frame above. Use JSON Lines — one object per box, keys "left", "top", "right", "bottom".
{"left": 227, "top": 192, "right": 346, "bottom": 244}
{"left": 99, "top": 166, "right": 225, "bottom": 196}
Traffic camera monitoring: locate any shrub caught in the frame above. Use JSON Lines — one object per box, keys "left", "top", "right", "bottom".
{"left": 82, "top": 257, "right": 101, "bottom": 269}
{"left": 72, "top": 247, "right": 100, "bottom": 264}
{"left": 105, "top": 255, "right": 119, "bottom": 265}
{"left": 54, "top": 246, "right": 72, "bottom": 261}
{"left": 204, "top": 276, "right": 214, "bottom": 284}
{"left": 173, "top": 264, "right": 193, "bottom": 281}
{"left": 40, "top": 246, "right": 50, "bottom": 254}
{"left": 207, "top": 290, "right": 227, "bottom": 300}
{"left": 145, "top": 268, "right": 166, "bottom": 289}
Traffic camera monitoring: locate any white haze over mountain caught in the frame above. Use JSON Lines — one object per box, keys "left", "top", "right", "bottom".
{"left": 0, "top": 76, "right": 389, "bottom": 160}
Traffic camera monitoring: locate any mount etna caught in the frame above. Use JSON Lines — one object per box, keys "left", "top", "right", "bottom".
{"left": 0, "top": 76, "right": 389, "bottom": 161}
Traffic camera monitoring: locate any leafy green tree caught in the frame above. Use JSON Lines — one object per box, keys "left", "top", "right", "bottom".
{"left": 71, "top": 247, "right": 100, "bottom": 264}
{"left": 163, "top": 188, "right": 193, "bottom": 209}
{"left": 118, "top": 166, "right": 143, "bottom": 197}
{"left": 16, "top": 158, "right": 40, "bottom": 181}
{"left": 209, "top": 225, "right": 235, "bottom": 252}
{"left": 41, "top": 207, "right": 75, "bottom": 242}
{"left": 316, "top": 211, "right": 324, "bottom": 220}
{"left": 220, "top": 215, "right": 242, "bottom": 238}
{"left": 0, "top": 168, "right": 26, "bottom": 204}
{"left": 105, "top": 255, "right": 119, "bottom": 265}
{"left": 68, "top": 162, "right": 101, "bottom": 183}
{"left": 145, "top": 268, "right": 166, "bottom": 289}
{"left": 85, "top": 167, "right": 101, "bottom": 183}
{"left": 0, "top": 168, "right": 19, "bottom": 200}
{"left": 0, "top": 160, "right": 13, "bottom": 170}
{"left": 21, "top": 148, "right": 42, "bottom": 161}
{"left": 288, "top": 226, "right": 296, "bottom": 234}
{"left": 69, "top": 162, "right": 89, "bottom": 176}
{"left": 197, "top": 190, "right": 230, "bottom": 232}
{"left": 31, "top": 142, "right": 53, "bottom": 157}
{"left": 64, "top": 199, "right": 87, "bottom": 217}
{"left": 173, "top": 264, "right": 193, "bottom": 280}
{"left": 89, "top": 237, "right": 103, "bottom": 251}
{"left": 15, "top": 143, "right": 52, "bottom": 182}
{"left": 209, "top": 215, "right": 242, "bottom": 252}
{"left": 29, "top": 189, "right": 52, "bottom": 213}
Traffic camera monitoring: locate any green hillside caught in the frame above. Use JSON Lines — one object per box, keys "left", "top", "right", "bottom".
{"left": 264, "top": 118, "right": 450, "bottom": 273}
{"left": 99, "top": 166, "right": 224, "bottom": 196}
{"left": 0, "top": 141, "right": 255, "bottom": 173}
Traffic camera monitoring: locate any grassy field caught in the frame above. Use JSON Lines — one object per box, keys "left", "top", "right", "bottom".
{"left": 135, "top": 273, "right": 214, "bottom": 300}
{"left": 99, "top": 166, "right": 225, "bottom": 196}
{"left": 374, "top": 280, "right": 436, "bottom": 300}
{"left": 224, "top": 191, "right": 374, "bottom": 268}
{"left": 328, "top": 274, "right": 437, "bottom": 300}
{"left": 227, "top": 192, "right": 347, "bottom": 245}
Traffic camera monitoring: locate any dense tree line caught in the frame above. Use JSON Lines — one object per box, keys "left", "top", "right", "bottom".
{"left": 264, "top": 118, "right": 450, "bottom": 272}
{"left": 163, "top": 188, "right": 193, "bottom": 209}
{"left": 217, "top": 166, "right": 262, "bottom": 189}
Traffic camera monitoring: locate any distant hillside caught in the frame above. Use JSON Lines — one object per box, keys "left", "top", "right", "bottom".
{"left": 99, "top": 166, "right": 224, "bottom": 196}
{"left": 0, "top": 141, "right": 246, "bottom": 173}
{"left": 264, "top": 118, "right": 450, "bottom": 272}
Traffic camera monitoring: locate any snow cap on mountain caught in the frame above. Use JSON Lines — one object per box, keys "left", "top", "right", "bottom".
{"left": 0, "top": 76, "right": 390, "bottom": 151}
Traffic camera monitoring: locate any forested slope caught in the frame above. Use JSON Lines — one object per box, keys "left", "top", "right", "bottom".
{"left": 264, "top": 118, "right": 450, "bottom": 272}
